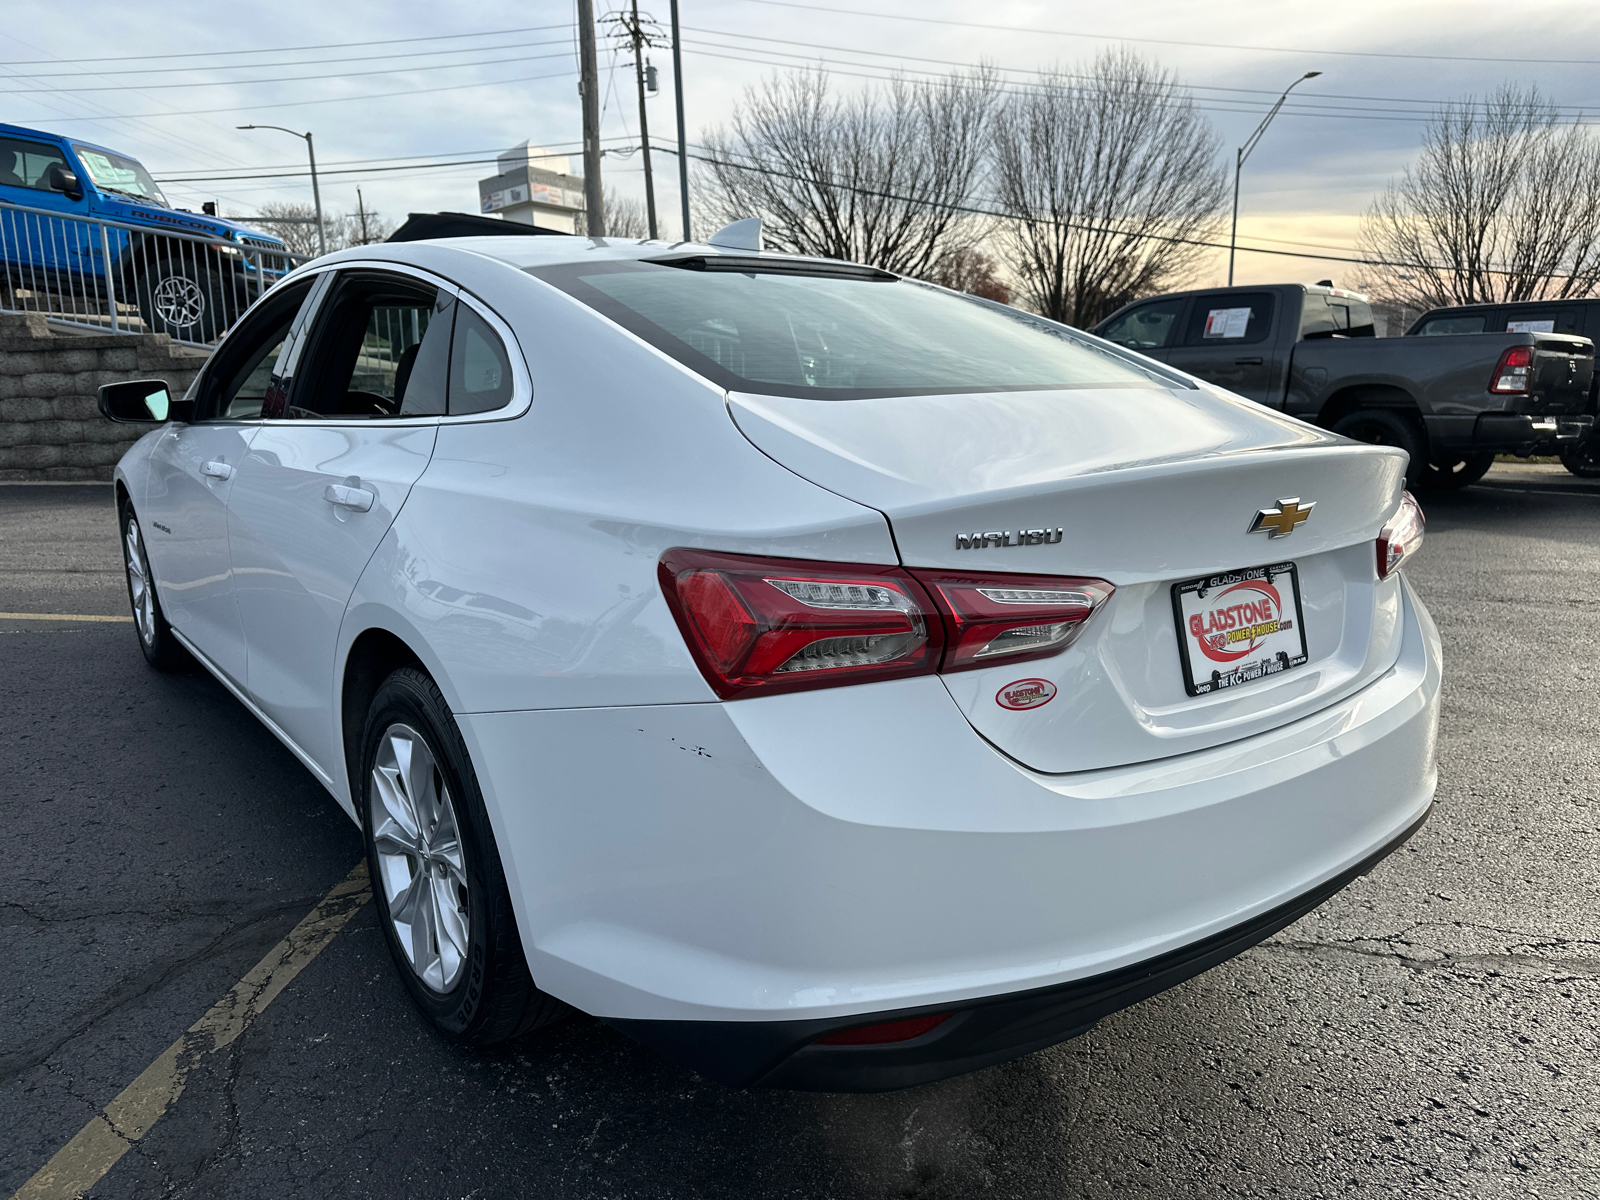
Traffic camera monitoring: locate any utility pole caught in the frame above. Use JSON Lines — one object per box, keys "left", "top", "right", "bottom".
{"left": 627, "top": 0, "right": 659, "bottom": 239}
{"left": 1227, "top": 71, "right": 1320, "bottom": 287}
{"left": 238, "top": 124, "right": 327, "bottom": 255}
{"left": 670, "top": 0, "right": 689, "bottom": 240}
{"left": 577, "top": 0, "right": 606, "bottom": 236}
{"left": 356, "top": 187, "right": 370, "bottom": 245}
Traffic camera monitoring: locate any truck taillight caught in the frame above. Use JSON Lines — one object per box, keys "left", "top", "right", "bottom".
{"left": 1377, "top": 491, "right": 1425, "bottom": 579}
{"left": 1490, "top": 344, "right": 1533, "bottom": 394}
{"left": 660, "top": 551, "right": 1115, "bottom": 696}
{"left": 908, "top": 569, "right": 1115, "bottom": 672}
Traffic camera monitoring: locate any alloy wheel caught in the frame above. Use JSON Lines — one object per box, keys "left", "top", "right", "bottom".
{"left": 151, "top": 274, "right": 206, "bottom": 330}
{"left": 369, "top": 723, "right": 471, "bottom": 993}
{"left": 124, "top": 517, "right": 157, "bottom": 647}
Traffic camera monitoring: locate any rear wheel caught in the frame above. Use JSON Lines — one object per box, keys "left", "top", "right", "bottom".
{"left": 1560, "top": 438, "right": 1600, "bottom": 478}
{"left": 361, "top": 667, "right": 565, "bottom": 1044}
{"left": 1415, "top": 451, "right": 1495, "bottom": 491}
{"left": 1330, "top": 409, "right": 1426, "bottom": 488}
{"left": 119, "top": 506, "right": 189, "bottom": 671}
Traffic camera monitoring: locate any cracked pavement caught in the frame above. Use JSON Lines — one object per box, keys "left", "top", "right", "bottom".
{"left": 2, "top": 469, "right": 1598, "bottom": 1199}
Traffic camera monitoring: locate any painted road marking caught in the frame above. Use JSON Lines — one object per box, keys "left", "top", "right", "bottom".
{"left": 0, "top": 613, "right": 133, "bottom": 623}
{"left": 9, "top": 863, "right": 371, "bottom": 1200}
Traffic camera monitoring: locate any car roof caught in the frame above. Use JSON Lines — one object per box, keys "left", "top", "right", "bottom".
{"left": 0, "top": 122, "right": 124, "bottom": 160}
{"left": 1419, "top": 298, "right": 1600, "bottom": 315}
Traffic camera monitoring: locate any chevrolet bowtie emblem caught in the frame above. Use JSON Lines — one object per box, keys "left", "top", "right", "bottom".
{"left": 1249, "top": 498, "right": 1315, "bottom": 538}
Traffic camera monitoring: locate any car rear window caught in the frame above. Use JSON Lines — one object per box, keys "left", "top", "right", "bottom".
{"left": 528, "top": 259, "right": 1168, "bottom": 399}
{"left": 1414, "top": 314, "right": 1487, "bottom": 335}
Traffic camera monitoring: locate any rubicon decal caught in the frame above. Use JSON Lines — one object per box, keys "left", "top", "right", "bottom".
{"left": 996, "top": 678, "right": 1057, "bottom": 710}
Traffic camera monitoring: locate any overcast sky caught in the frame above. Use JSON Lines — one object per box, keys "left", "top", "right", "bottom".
{"left": 7, "top": 0, "right": 1600, "bottom": 289}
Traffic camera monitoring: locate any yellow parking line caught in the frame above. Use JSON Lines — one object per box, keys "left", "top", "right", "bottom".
{"left": 9, "top": 863, "right": 371, "bottom": 1200}
{"left": 0, "top": 613, "right": 133, "bottom": 624}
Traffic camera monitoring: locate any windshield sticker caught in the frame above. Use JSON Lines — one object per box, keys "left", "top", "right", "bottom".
{"left": 1203, "top": 307, "right": 1253, "bottom": 339}
{"left": 1507, "top": 319, "right": 1556, "bottom": 334}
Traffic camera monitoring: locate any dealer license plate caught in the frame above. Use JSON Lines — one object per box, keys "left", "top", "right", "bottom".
{"left": 1171, "top": 562, "right": 1309, "bottom": 697}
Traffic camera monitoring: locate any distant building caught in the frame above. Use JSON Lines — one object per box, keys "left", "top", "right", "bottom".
{"left": 478, "top": 142, "right": 585, "bottom": 233}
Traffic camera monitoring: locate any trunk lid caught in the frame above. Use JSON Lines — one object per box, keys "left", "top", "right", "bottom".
{"left": 729, "top": 383, "right": 1410, "bottom": 773}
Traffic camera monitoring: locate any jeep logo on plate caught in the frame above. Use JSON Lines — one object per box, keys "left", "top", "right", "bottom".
{"left": 996, "top": 678, "right": 1057, "bottom": 710}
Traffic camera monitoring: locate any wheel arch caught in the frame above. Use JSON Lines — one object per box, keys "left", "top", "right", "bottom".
{"left": 339, "top": 625, "right": 427, "bottom": 810}
{"left": 1316, "top": 384, "right": 1424, "bottom": 432}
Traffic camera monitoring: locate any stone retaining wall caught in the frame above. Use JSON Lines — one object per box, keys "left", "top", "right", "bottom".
{"left": 0, "top": 313, "right": 211, "bottom": 481}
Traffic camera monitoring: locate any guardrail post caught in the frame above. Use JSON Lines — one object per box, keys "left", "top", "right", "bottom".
{"left": 99, "top": 223, "right": 119, "bottom": 332}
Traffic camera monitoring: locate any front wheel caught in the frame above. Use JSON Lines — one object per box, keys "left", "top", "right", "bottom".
{"left": 1560, "top": 438, "right": 1600, "bottom": 478}
{"left": 361, "top": 667, "right": 565, "bottom": 1044}
{"left": 1415, "top": 451, "right": 1495, "bottom": 491}
{"left": 134, "top": 257, "right": 225, "bottom": 342}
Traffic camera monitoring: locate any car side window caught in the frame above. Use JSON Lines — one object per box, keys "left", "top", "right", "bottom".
{"left": 448, "top": 304, "right": 516, "bottom": 415}
{"left": 1097, "top": 300, "right": 1185, "bottom": 351}
{"left": 192, "top": 278, "right": 318, "bottom": 421}
{"left": 1415, "top": 314, "right": 1486, "bottom": 335}
{"left": 1503, "top": 309, "right": 1580, "bottom": 335}
{"left": 1183, "top": 293, "right": 1274, "bottom": 346}
{"left": 281, "top": 272, "right": 452, "bottom": 420}
{"left": 0, "top": 137, "right": 70, "bottom": 191}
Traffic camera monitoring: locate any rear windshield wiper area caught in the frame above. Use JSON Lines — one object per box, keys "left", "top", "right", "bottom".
{"left": 644, "top": 254, "right": 898, "bottom": 281}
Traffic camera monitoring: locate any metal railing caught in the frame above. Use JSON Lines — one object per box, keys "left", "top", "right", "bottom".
{"left": 0, "top": 199, "right": 312, "bottom": 346}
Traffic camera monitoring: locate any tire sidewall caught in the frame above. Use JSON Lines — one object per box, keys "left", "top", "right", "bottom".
{"left": 359, "top": 669, "right": 505, "bottom": 1040}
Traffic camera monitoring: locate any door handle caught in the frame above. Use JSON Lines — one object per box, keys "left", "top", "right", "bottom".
{"left": 200, "top": 460, "right": 234, "bottom": 480}
{"left": 324, "top": 483, "right": 375, "bottom": 513}
{"left": 1234, "top": 357, "right": 1264, "bottom": 366}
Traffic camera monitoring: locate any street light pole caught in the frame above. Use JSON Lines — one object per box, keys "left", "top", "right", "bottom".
{"left": 1227, "top": 71, "right": 1321, "bottom": 287}
{"left": 670, "top": 0, "right": 690, "bottom": 241}
{"left": 576, "top": 0, "right": 606, "bottom": 237}
{"left": 237, "top": 124, "right": 327, "bottom": 256}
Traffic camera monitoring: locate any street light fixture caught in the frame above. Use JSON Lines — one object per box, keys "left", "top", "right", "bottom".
{"left": 237, "top": 124, "right": 327, "bottom": 256}
{"left": 1227, "top": 71, "right": 1321, "bottom": 287}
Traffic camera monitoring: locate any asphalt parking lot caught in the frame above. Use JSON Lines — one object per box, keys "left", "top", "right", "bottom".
{"left": 3, "top": 468, "right": 1597, "bottom": 1200}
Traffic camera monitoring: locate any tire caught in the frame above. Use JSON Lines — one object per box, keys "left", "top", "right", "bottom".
{"left": 134, "top": 256, "right": 225, "bottom": 343}
{"left": 1560, "top": 438, "right": 1600, "bottom": 478}
{"left": 1330, "top": 409, "right": 1426, "bottom": 488}
{"left": 360, "top": 667, "right": 565, "bottom": 1045}
{"left": 119, "top": 505, "right": 191, "bottom": 671}
{"left": 1414, "top": 451, "right": 1495, "bottom": 491}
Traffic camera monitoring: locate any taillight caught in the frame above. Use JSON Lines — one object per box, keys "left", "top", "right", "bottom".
{"left": 1377, "top": 491, "right": 1425, "bottom": 579}
{"left": 1489, "top": 344, "right": 1533, "bottom": 394}
{"left": 815, "top": 1013, "right": 951, "bottom": 1046}
{"left": 660, "top": 551, "right": 1116, "bottom": 696}
{"left": 909, "top": 569, "right": 1115, "bottom": 672}
{"left": 658, "top": 549, "right": 940, "bottom": 698}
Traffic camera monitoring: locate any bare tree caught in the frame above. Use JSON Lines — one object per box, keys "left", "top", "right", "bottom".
{"left": 695, "top": 66, "right": 998, "bottom": 276}
{"left": 582, "top": 187, "right": 651, "bottom": 238}
{"left": 230, "top": 201, "right": 394, "bottom": 257}
{"left": 1358, "top": 86, "right": 1600, "bottom": 307}
{"left": 991, "top": 49, "right": 1226, "bottom": 327}
{"left": 932, "top": 246, "right": 1011, "bottom": 304}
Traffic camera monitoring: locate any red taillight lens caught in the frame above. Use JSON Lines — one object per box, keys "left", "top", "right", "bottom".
{"left": 910, "top": 569, "right": 1115, "bottom": 672}
{"left": 1490, "top": 344, "right": 1534, "bottom": 394}
{"left": 1377, "top": 491, "right": 1425, "bottom": 579}
{"left": 659, "top": 549, "right": 941, "bottom": 698}
{"left": 815, "top": 1013, "right": 951, "bottom": 1046}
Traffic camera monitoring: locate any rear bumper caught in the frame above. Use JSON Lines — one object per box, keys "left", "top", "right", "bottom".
{"left": 613, "top": 804, "right": 1430, "bottom": 1091}
{"left": 1428, "top": 411, "right": 1593, "bottom": 455}
{"left": 458, "top": 577, "right": 1441, "bottom": 1090}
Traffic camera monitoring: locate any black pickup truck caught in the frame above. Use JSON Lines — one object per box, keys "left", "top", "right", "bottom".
{"left": 1092, "top": 283, "right": 1596, "bottom": 489}
{"left": 1407, "top": 297, "right": 1600, "bottom": 476}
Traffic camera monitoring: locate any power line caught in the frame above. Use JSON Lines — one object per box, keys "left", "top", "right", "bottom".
{"left": 0, "top": 24, "right": 574, "bottom": 68}
{"left": 743, "top": 0, "right": 1600, "bottom": 67}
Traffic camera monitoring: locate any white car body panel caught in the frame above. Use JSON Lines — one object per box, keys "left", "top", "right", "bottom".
{"left": 106, "top": 234, "right": 1441, "bottom": 1084}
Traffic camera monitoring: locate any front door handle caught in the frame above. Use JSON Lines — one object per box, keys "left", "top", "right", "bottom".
{"left": 200, "top": 460, "right": 234, "bottom": 480}
{"left": 1234, "top": 356, "right": 1264, "bottom": 366}
{"left": 324, "top": 483, "right": 375, "bottom": 513}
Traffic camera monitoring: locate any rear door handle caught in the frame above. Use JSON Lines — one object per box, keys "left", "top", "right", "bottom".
{"left": 324, "top": 483, "right": 375, "bottom": 513}
{"left": 200, "top": 460, "right": 234, "bottom": 480}
{"left": 1234, "top": 357, "right": 1264, "bottom": 365}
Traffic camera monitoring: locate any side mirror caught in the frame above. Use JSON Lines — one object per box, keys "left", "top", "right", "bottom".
{"left": 98, "top": 379, "right": 192, "bottom": 423}
{"left": 43, "top": 163, "right": 82, "bottom": 201}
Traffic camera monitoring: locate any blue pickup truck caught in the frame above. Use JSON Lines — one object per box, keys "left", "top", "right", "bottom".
{"left": 0, "top": 123, "right": 289, "bottom": 342}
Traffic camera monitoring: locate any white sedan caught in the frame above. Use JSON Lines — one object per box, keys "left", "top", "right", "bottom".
{"left": 99, "top": 224, "right": 1438, "bottom": 1092}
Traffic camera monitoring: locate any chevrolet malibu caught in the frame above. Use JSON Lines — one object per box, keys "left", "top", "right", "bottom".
{"left": 98, "top": 227, "right": 1439, "bottom": 1091}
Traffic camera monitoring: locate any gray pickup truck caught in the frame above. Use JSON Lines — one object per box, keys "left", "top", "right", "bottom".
{"left": 1092, "top": 282, "right": 1596, "bottom": 489}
